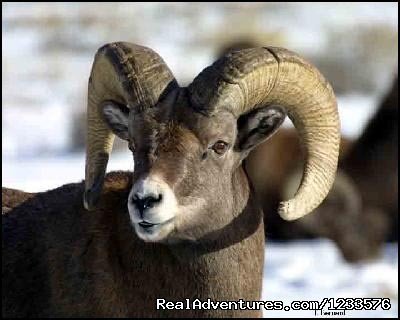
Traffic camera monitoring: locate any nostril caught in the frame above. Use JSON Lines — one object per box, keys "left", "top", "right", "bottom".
{"left": 155, "top": 194, "right": 163, "bottom": 203}
{"left": 132, "top": 193, "right": 163, "bottom": 211}
{"left": 143, "top": 194, "right": 162, "bottom": 209}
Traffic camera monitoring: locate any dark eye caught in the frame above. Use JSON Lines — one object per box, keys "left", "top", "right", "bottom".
{"left": 211, "top": 140, "right": 229, "bottom": 155}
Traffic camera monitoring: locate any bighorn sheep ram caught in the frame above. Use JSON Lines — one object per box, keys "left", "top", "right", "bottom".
{"left": 2, "top": 42, "right": 340, "bottom": 317}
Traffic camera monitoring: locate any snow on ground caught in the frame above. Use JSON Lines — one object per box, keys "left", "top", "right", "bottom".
{"left": 2, "top": 153, "right": 398, "bottom": 318}
{"left": 2, "top": 151, "right": 132, "bottom": 192}
{"left": 263, "top": 240, "right": 398, "bottom": 318}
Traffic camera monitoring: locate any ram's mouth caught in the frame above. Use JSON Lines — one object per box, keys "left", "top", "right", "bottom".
{"left": 135, "top": 218, "right": 175, "bottom": 239}
{"left": 138, "top": 221, "right": 156, "bottom": 229}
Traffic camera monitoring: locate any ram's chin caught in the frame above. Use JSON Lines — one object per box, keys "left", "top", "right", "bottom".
{"left": 133, "top": 220, "right": 175, "bottom": 242}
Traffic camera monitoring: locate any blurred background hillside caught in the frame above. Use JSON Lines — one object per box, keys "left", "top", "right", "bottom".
{"left": 2, "top": 2, "right": 398, "bottom": 317}
{"left": 2, "top": 2, "right": 398, "bottom": 160}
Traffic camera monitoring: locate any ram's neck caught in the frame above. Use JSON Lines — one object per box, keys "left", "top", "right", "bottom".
{"left": 106, "top": 168, "right": 265, "bottom": 317}
{"left": 69, "top": 170, "right": 264, "bottom": 317}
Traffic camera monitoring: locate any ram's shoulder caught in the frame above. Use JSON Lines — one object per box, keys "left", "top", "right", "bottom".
{"left": 2, "top": 188, "right": 36, "bottom": 215}
{"left": 2, "top": 171, "right": 131, "bottom": 214}
{"left": 103, "top": 171, "right": 133, "bottom": 192}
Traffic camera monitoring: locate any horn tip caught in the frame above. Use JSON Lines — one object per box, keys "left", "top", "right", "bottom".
{"left": 83, "top": 176, "right": 104, "bottom": 211}
{"left": 278, "top": 200, "right": 305, "bottom": 221}
{"left": 83, "top": 190, "right": 96, "bottom": 211}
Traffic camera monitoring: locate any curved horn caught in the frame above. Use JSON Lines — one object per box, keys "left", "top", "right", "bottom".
{"left": 283, "top": 168, "right": 362, "bottom": 217}
{"left": 188, "top": 47, "right": 340, "bottom": 220}
{"left": 84, "top": 42, "right": 178, "bottom": 210}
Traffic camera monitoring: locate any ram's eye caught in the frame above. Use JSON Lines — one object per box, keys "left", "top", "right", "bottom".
{"left": 211, "top": 141, "right": 229, "bottom": 155}
{"left": 128, "top": 141, "right": 136, "bottom": 152}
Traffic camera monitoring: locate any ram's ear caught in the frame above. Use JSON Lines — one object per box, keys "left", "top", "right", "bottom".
{"left": 101, "top": 101, "right": 130, "bottom": 141}
{"left": 236, "top": 106, "right": 286, "bottom": 152}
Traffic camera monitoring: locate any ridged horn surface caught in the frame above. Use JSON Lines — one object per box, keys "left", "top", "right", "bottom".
{"left": 188, "top": 47, "right": 340, "bottom": 220}
{"left": 84, "top": 42, "right": 178, "bottom": 210}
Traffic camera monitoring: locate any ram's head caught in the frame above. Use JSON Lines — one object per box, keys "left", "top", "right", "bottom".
{"left": 83, "top": 42, "right": 340, "bottom": 243}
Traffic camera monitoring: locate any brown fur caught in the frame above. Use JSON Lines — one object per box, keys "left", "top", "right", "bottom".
{"left": 245, "top": 75, "right": 398, "bottom": 258}
{"left": 2, "top": 188, "right": 35, "bottom": 214}
{"left": 245, "top": 128, "right": 353, "bottom": 238}
{"left": 245, "top": 129, "right": 389, "bottom": 262}
{"left": 341, "top": 76, "right": 398, "bottom": 241}
{"left": 2, "top": 171, "right": 265, "bottom": 317}
{"left": 2, "top": 86, "right": 277, "bottom": 318}
{"left": 3, "top": 43, "right": 341, "bottom": 317}
{"left": 213, "top": 41, "right": 384, "bottom": 261}
{"left": 218, "top": 42, "right": 397, "bottom": 248}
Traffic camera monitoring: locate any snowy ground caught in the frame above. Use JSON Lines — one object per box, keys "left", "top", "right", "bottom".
{"left": 2, "top": 153, "right": 398, "bottom": 318}
{"left": 2, "top": 151, "right": 133, "bottom": 192}
{"left": 262, "top": 240, "right": 398, "bottom": 318}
